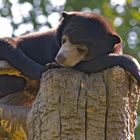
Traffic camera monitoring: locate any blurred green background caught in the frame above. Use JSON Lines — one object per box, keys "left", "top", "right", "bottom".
{"left": 0, "top": 0, "right": 140, "bottom": 139}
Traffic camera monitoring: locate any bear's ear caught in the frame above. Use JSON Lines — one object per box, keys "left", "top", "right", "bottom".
{"left": 62, "top": 11, "right": 69, "bottom": 18}
{"left": 110, "top": 34, "right": 122, "bottom": 45}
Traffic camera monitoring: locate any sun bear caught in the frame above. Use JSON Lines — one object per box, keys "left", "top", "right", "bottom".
{"left": 0, "top": 11, "right": 140, "bottom": 97}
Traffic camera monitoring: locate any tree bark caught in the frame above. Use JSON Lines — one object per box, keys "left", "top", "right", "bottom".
{"left": 27, "top": 67, "right": 140, "bottom": 140}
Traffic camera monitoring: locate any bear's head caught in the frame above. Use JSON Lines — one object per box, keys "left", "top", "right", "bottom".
{"left": 56, "top": 11, "right": 122, "bottom": 67}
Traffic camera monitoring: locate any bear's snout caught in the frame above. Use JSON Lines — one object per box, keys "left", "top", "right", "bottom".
{"left": 55, "top": 54, "right": 66, "bottom": 65}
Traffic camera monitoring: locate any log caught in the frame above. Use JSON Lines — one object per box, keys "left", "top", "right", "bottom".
{"left": 27, "top": 67, "right": 140, "bottom": 140}
{"left": 0, "top": 61, "right": 38, "bottom": 140}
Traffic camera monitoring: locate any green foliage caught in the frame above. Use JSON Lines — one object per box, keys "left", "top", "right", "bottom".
{"left": 135, "top": 124, "right": 140, "bottom": 140}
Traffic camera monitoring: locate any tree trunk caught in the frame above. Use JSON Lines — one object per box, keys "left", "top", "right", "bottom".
{"left": 27, "top": 67, "right": 140, "bottom": 140}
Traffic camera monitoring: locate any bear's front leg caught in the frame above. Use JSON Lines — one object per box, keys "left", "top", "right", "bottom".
{"left": 74, "top": 54, "right": 140, "bottom": 84}
{"left": 0, "top": 38, "right": 44, "bottom": 79}
{"left": 0, "top": 75, "right": 26, "bottom": 98}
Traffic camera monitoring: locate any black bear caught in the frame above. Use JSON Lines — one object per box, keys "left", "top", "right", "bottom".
{"left": 0, "top": 11, "right": 140, "bottom": 97}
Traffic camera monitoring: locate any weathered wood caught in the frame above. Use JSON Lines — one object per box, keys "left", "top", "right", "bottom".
{"left": 27, "top": 67, "right": 140, "bottom": 140}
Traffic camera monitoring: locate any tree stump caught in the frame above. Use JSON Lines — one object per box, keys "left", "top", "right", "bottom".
{"left": 27, "top": 67, "right": 140, "bottom": 140}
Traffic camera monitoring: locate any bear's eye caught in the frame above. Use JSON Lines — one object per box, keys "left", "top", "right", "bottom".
{"left": 77, "top": 48, "right": 86, "bottom": 53}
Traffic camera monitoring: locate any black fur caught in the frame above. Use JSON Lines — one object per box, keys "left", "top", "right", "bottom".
{"left": 0, "top": 75, "right": 26, "bottom": 98}
{"left": 0, "top": 11, "right": 140, "bottom": 96}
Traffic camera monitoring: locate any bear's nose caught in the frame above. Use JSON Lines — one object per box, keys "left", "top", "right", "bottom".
{"left": 55, "top": 54, "right": 66, "bottom": 64}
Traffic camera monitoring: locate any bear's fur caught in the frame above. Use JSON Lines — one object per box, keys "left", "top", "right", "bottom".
{"left": 0, "top": 11, "right": 140, "bottom": 97}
